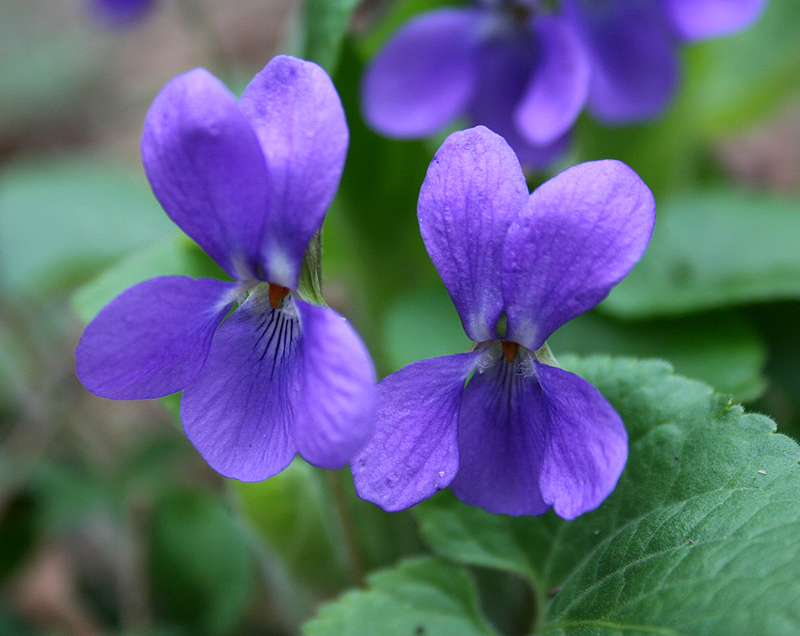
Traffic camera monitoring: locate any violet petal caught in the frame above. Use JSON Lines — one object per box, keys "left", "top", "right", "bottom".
{"left": 514, "top": 14, "right": 591, "bottom": 146}
{"left": 449, "top": 352, "right": 550, "bottom": 517}
{"left": 291, "top": 300, "right": 377, "bottom": 469}
{"left": 503, "top": 160, "right": 655, "bottom": 350}
{"left": 239, "top": 56, "right": 349, "bottom": 288}
{"left": 76, "top": 276, "right": 236, "bottom": 400}
{"left": 418, "top": 126, "right": 528, "bottom": 342}
{"left": 141, "top": 69, "right": 269, "bottom": 280}
{"left": 362, "top": 8, "right": 483, "bottom": 138}
{"left": 470, "top": 34, "right": 571, "bottom": 167}
{"left": 352, "top": 352, "right": 481, "bottom": 512}
{"left": 536, "top": 361, "right": 628, "bottom": 520}
{"left": 663, "top": 0, "right": 766, "bottom": 40}
{"left": 180, "top": 293, "right": 301, "bottom": 481}
{"left": 567, "top": 0, "right": 679, "bottom": 122}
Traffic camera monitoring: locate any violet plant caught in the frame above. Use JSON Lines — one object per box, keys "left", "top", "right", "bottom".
{"left": 362, "top": 0, "right": 766, "bottom": 165}
{"left": 76, "top": 56, "right": 377, "bottom": 481}
{"left": 353, "top": 126, "right": 655, "bottom": 518}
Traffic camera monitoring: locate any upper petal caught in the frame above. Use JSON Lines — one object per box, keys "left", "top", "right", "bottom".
{"left": 239, "top": 56, "right": 348, "bottom": 288}
{"left": 503, "top": 160, "right": 655, "bottom": 350}
{"left": 449, "top": 349, "right": 550, "bottom": 517}
{"left": 513, "top": 14, "right": 590, "bottom": 146}
{"left": 362, "top": 8, "right": 483, "bottom": 137}
{"left": 180, "top": 292, "right": 300, "bottom": 481}
{"left": 536, "top": 362, "right": 628, "bottom": 520}
{"left": 291, "top": 300, "right": 377, "bottom": 469}
{"left": 663, "top": 0, "right": 766, "bottom": 40}
{"left": 567, "top": 0, "right": 679, "bottom": 122}
{"left": 141, "top": 69, "right": 270, "bottom": 280}
{"left": 76, "top": 276, "right": 236, "bottom": 400}
{"left": 470, "top": 32, "right": 571, "bottom": 167}
{"left": 351, "top": 352, "right": 481, "bottom": 512}
{"left": 418, "top": 126, "right": 529, "bottom": 342}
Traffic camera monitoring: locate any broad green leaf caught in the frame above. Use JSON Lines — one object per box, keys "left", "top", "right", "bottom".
{"left": 0, "top": 155, "right": 173, "bottom": 294}
{"left": 149, "top": 490, "right": 255, "bottom": 636}
{"left": 71, "top": 234, "right": 226, "bottom": 324}
{"left": 549, "top": 311, "right": 767, "bottom": 402}
{"left": 415, "top": 357, "right": 800, "bottom": 635}
{"left": 602, "top": 190, "right": 800, "bottom": 319}
{"left": 302, "top": 557, "right": 499, "bottom": 636}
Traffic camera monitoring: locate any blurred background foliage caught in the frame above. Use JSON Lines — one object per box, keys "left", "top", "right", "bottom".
{"left": 0, "top": 0, "right": 799, "bottom": 634}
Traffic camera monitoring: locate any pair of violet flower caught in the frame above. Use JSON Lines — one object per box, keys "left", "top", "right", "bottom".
{"left": 363, "top": 0, "right": 766, "bottom": 166}
{"left": 77, "top": 55, "right": 654, "bottom": 520}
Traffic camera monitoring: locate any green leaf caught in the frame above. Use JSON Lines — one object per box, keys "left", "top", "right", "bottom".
{"left": 602, "top": 190, "right": 800, "bottom": 319}
{"left": 71, "top": 234, "right": 226, "bottom": 324}
{"left": 302, "top": 557, "right": 499, "bottom": 636}
{"left": 149, "top": 489, "right": 255, "bottom": 636}
{"left": 298, "top": 0, "right": 360, "bottom": 73}
{"left": 0, "top": 155, "right": 174, "bottom": 294}
{"left": 415, "top": 357, "right": 800, "bottom": 635}
{"left": 548, "top": 311, "right": 767, "bottom": 402}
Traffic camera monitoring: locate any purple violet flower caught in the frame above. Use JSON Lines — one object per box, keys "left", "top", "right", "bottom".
{"left": 92, "top": 0, "right": 155, "bottom": 25}
{"left": 352, "top": 126, "right": 656, "bottom": 518}
{"left": 76, "top": 56, "right": 377, "bottom": 482}
{"left": 362, "top": 0, "right": 766, "bottom": 166}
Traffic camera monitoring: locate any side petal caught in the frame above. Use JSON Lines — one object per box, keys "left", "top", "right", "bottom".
{"left": 418, "top": 126, "right": 529, "bottom": 342}
{"left": 449, "top": 352, "right": 550, "bottom": 517}
{"left": 180, "top": 293, "right": 300, "bottom": 481}
{"left": 663, "top": 0, "right": 766, "bottom": 40}
{"left": 567, "top": 0, "right": 679, "bottom": 122}
{"left": 141, "top": 69, "right": 270, "bottom": 280}
{"left": 76, "top": 276, "right": 236, "bottom": 400}
{"left": 470, "top": 33, "right": 571, "bottom": 168}
{"left": 503, "top": 160, "right": 655, "bottom": 350}
{"left": 291, "top": 301, "right": 377, "bottom": 469}
{"left": 536, "top": 362, "right": 628, "bottom": 520}
{"left": 513, "top": 14, "right": 590, "bottom": 146}
{"left": 238, "top": 56, "right": 348, "bottom": 288}
{"left": 362, "top": 8, "right": 483, "bottom": 138}
{"left": 352, "top": 352, "right": 481, "bottom": 512}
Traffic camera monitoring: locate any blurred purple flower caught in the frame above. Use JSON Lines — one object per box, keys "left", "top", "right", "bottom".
{"left": 362, "top": 0, "right": 766, "bottom": 166}
{"left": 76, "top": 56, "right": 376, "bottom": 482}
{"left": 92, "top": 0, "right": 155, "bottom": 25}
{"left": 352, "top": 126, "right": 655, "bottom": 518}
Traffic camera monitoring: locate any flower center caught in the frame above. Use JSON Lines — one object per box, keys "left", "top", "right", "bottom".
{"left": 501, "top": 340, "right": 520, "bottom": 362}
{"left": 268, "top": 284, "right": 290, "bottom": 309}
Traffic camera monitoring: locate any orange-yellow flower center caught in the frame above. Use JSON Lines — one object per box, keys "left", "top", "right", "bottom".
{"left": 501, "top": 340, "right": 519, "bottom": 363}
{"left": 268, "top": 284, "right": 290, "bottom": 309}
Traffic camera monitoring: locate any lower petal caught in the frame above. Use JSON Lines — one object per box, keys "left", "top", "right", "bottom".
{"left": 536, "top": 362, "right": 628, "bottom": 520}
{"left": 180, "top": 293, "right": 301, "bottom": 481}
{"left": 291, "top": 301, "right": 377, "bottom": 470}
{"left": 568, "top": 0, "right": 679, "bottom": 122}
{"left": 352, "top": 352, "right": 481, "bottom": 512}
{"left": 450, "top": 351, "right": 550, "bottom": 517}
{"left": 76, "top": 276, "right": 236, "bottom": 400}
{"left": 663, "top": 0, "right": 766, "bottom": 40}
